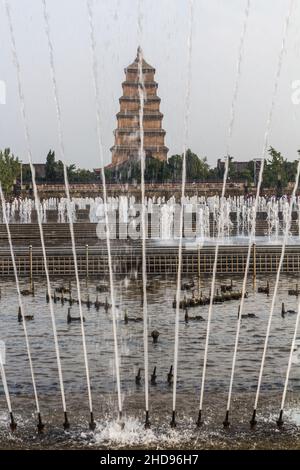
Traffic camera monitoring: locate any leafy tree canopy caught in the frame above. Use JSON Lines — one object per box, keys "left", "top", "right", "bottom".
{"left": 105, "top": 149, "right": 210, "bottom": 184}
{"left": 3, "top": 146, "right": 300, "bottom": 190}
{"left": 262, "top": 147, "right": 298, "bottom": 189}
{"left": 0, "top": 148, "right": 20, "bottom": 193}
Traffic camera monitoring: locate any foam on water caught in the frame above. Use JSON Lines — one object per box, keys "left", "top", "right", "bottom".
{"left": 286, "top": 408, "right": 300, "bottom": 426}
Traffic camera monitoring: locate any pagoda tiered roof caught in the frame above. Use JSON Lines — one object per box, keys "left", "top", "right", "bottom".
{"left": 110, "top": 47, "right": 168, "bottom": 167}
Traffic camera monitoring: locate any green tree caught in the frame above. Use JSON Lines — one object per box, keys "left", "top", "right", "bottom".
{"left": 68, "top": 168, "right": 96, "bottom": 183}
{"left": 167, "top": 154, "right": 182, "bottom": 181}
{"left": 104, "top": 150, "right": 210, "bottom": 184}
{"left": 45, "top": 150, "right": 56, "bottom": 181}
{"left": 45, "top": 150, "right": 79, "bottom": 182}
{"left": 186, "top": 149, "right": 209, "bottom": 180}
{"left": 0, "top": 148, "right": 20, "bottom": 193}
{"left": 263, "top": 147, "right": 288, "bottom": 189}
{"left": 167, "top": 150, "right": 209, "bottom": 182}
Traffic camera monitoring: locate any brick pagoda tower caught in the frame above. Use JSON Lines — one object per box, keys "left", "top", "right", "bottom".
{"left": 110, "top": 47, "right": 168, "bottom": 167}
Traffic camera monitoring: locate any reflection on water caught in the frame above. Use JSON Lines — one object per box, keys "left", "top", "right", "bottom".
{"left": 0, "top": 273, "right": 300, "bottom": 448}
{"left": 185, "top": 235, "right": 300, "bottom": 247}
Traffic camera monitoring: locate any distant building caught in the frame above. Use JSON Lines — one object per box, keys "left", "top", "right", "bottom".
{"left": 22, "top": 163, "right": 46, "bottom": 180}
{"left": 109, "top": 47, "right": 168, "bottom": 168}
{"left": 217, "top": 158, "right": 262, "bottom": 183}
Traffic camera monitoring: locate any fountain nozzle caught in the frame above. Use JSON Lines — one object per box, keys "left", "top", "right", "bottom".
{"left": 37, "top": 412, "right": 45, "bottom": 433}
{"left": 185, "top": 308, "right": 189, "bottom": 324}
{"left": 145, "top": 410, "right": 151, "bottom": 429}
{"left": 167, "top": 365, "right": 173, "bottom": 385}
{"left": 250, "top": 409, "right": 257, "bottom": 428}
{"left": 151, "top": 329, "right": 159, "bottom": 343}
{"left": 151, "top": 366, "right": 157, "bottom": 385}
{"left": 223, "top": 410, "right": 230, "bottom": 428}
{"left": 9, "top": 412, "right": 17, "bottom": 432}
{"left": 63, "top": 411, "right": 70, "bottom": 430}
{"left": 89, "top": 411, "right": 96, "bottom": 431}
{"left": 196, "top": 410, "right": 202, "bottom": 427}
{"left": 118, "top": 410, "right": 125, "bottom": 430}
{"left": 276, "top": 409, "right": 284, "bottom": 428}
{"left": 170, "top": 410, "right": 176, "bottom": 428}
{"left": 135, "top": 368, "right": 141, "bottom": 385}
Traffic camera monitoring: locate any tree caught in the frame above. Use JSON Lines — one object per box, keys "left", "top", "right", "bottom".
{"left": 45, "top": 150, "right": 56, "bottom": 181}
{"left": 68, "top": 168, "right": 96, "bottom": 183}
{"left": 145, "top": 156, "right": 166, "bottom": 183}
{"left": 167, "top": 154, "right": 182, "bottom": 182}
{"left": 45, "top": 150, "right": 79, "bottom": 182}
{"left": 263, "top": 147, "right": 289, "bottom": 189}
{"left": 167, "top": 150, "right": 209, "bottom": 182}
{"left": 0, "top": 148, "right": 20, "bottom": 193}
{"left": 186, "top": 149, "right": 209, "bottom": 181}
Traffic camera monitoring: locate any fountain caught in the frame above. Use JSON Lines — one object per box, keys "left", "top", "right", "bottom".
{"left": 2, "top": 194, "right": 300, "bottom": 245}
{"left": 1, "top": 0, "right": 300, "bottom": 453}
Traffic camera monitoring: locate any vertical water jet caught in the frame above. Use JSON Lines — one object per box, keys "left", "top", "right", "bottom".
{"left": 4, "top": 0, "right": 68, "bottom": 427}
{"left": 42, "top": 0, "right": 94, "bottom": 428}
{"left": 172, "top": 0, "right": 194, "bottom": 428}
{"left": 224, "top": 0, "right": 294, "bottom": 426}
{"left": 86, "top": 0, "right": 123, "bottom": 422}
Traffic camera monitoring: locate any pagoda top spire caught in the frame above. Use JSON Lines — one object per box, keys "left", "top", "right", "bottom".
{"left": 125, "top": 47, "right": 155, "bottom": 72}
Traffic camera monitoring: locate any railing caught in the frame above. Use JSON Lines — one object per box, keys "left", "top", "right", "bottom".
{"left": 1, "top": 244, "right": 300, "bottom": 276}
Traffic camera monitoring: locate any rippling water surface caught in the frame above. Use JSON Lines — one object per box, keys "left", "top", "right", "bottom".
{"left": 0, "top": 273, "right": 300, "bottom": 448}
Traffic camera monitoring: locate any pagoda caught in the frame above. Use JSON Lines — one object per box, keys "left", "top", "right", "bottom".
{"left": 110, "top": 47, "right": 168, "bottom": 167}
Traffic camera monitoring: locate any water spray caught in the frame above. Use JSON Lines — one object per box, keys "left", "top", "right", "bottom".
{"left": 198, "top": 0, "right": 251, "bottom": 427}
{"left": 4, "top": 0, "right": 68, "bottom": 429}
{"left": 137, "top": 0, "right": 151, "bottom": 429}
{"left": 277, "top": 206, "right": 300, "bottom": 428}
{"left": 0, "top": 182, "right": 43, "bottom": 432}
{"left": 42, "top": 0, "right": 94, "bottom": 430}
{"left": 0, "top": 358, "right": 16, "bottom": 431}
{"left": 249, "top": 2, "right": 296, "bottom": 426}
{"left": 223, "top": 0, "right": 294, "bottom": 428}
{"left": 86, "top": 0, "right": 123, "bottom": 424}
{"left": 172, "top": 0, "right": 194, "bottom": 429}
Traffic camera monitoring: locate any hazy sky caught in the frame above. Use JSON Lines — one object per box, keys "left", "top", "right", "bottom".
{"left": 0, "top": 0, "right": 300, "bottom": 169}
